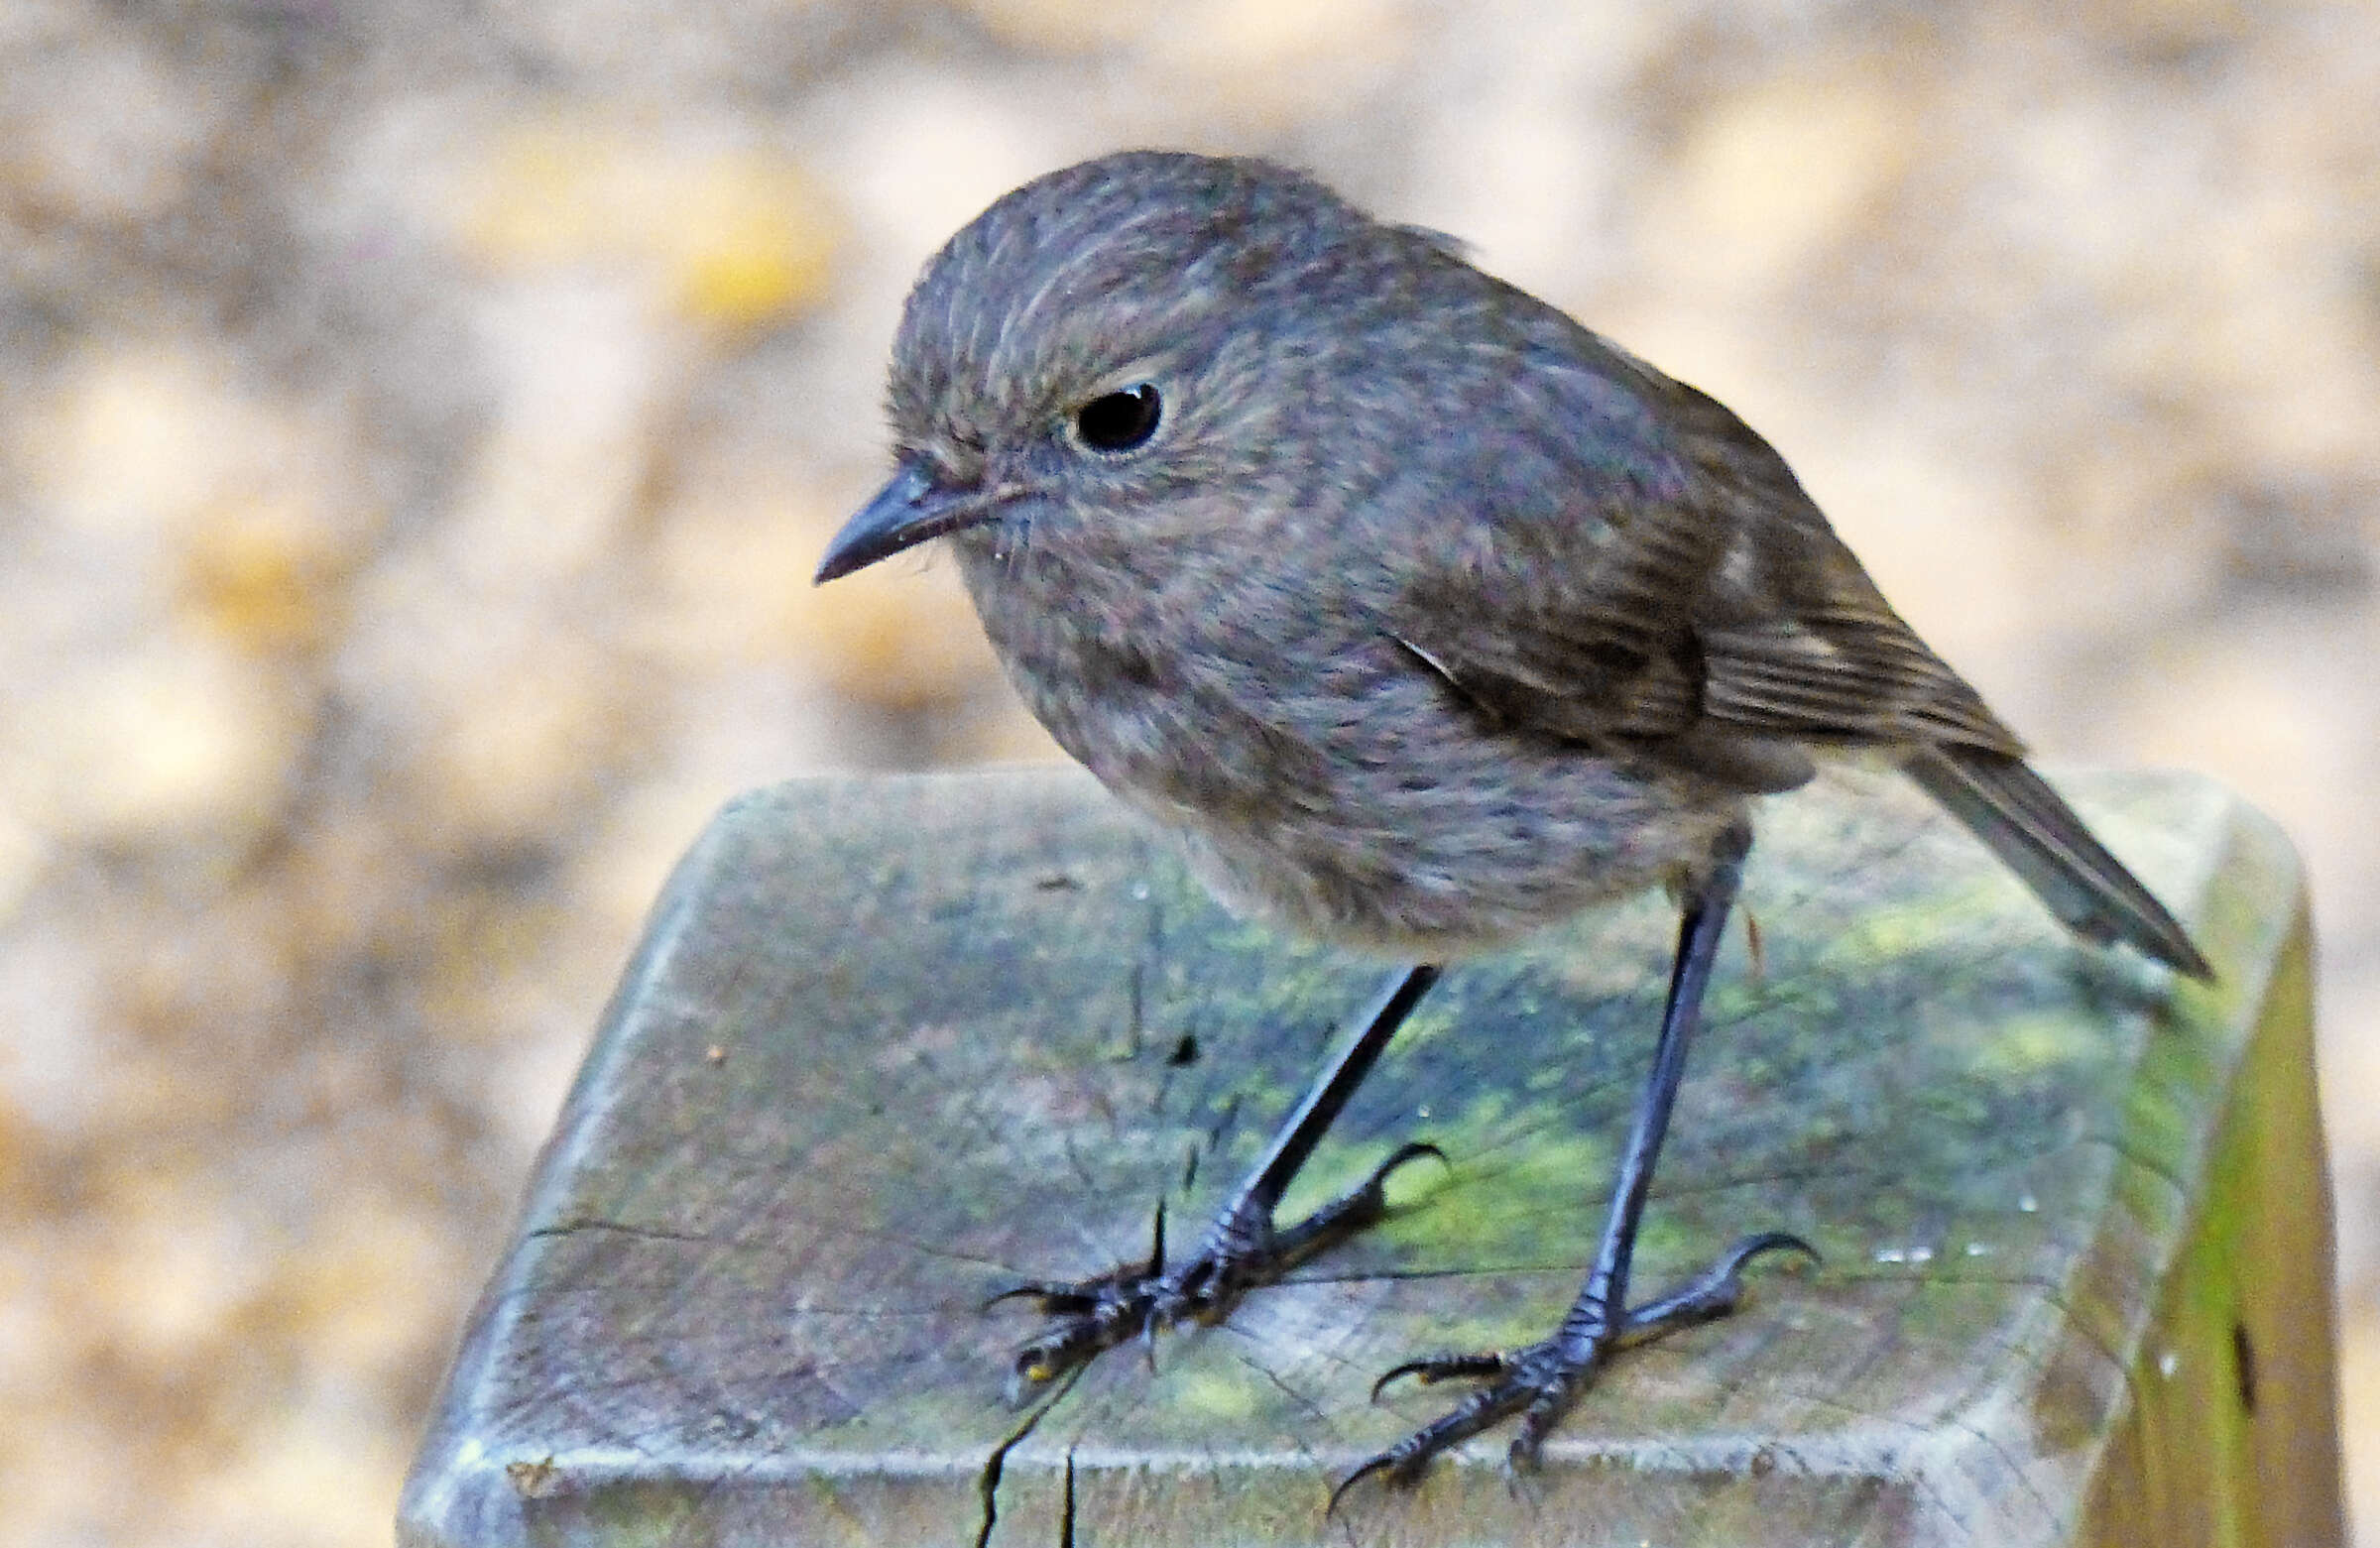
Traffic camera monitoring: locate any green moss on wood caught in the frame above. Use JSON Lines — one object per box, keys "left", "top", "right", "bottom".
{"left": 400, "top": 766, "right": 2340, "bottom": 1548}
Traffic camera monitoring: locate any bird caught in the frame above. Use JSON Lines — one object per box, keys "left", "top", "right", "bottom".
{"left": 812, "top": 149, "right": 2210, "bottom": 1498}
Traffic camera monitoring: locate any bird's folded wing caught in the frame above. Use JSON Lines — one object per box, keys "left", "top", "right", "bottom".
{"left": 1379, "top": 339, "right": 2026, "bottom": 792}
{"left": 1384, "top": 494, "right": 1716, "bottom": 747}
{"left": 1385, "top": 505, "right": 2026, "bottom": 795}
{"left": 1698, "top": 607, "right": 2026, "bottom": 755}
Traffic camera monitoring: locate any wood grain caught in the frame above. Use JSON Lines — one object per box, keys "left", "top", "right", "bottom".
{"left": 399, "top": 765, "right": 2337, "bottom": 1547}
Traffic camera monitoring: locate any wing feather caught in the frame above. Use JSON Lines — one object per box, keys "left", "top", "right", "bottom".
{"left": 1382, "top": 326, "right": 2022, "bottom": 787}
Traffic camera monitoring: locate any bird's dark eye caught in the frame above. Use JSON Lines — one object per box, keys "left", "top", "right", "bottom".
{"left": 1074, "top": 383, "right": 1162, "bottom": 453}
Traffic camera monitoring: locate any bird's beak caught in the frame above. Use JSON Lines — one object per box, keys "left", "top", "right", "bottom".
{"left": 813, "top": 462, "right": 990, "bottom": 584}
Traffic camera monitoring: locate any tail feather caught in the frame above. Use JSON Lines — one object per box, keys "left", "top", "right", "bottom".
{"left": 1903, "top": 746, "right": 2213, "bottom": 980}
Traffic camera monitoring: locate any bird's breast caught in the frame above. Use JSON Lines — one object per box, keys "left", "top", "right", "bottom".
{"left": 953, "top": 536, "right": 1743, "bottom": 954}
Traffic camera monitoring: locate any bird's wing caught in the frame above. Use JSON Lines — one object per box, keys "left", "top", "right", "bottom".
{"left": 1695, "top": 609, "right": 2024, "bottom": 752}
{"left": 1385, "top": 493, "right": 1713, "bottom": 740}
{"left": 1383, "top": 353, "right": 2025, "bottom": 792}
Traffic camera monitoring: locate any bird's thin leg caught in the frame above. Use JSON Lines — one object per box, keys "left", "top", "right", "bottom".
{"left": 993, "top": 963, "right": 1445, "bottom": 1392}
{"left": 1336, "top": 820, "right": 1816, "bottom": 1507}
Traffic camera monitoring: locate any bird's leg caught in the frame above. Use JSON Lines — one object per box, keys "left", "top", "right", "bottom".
{"left": 990, "top": 963, "right": 1444, "bottom": 1394}
{"left": 1335, "top": 820, "right": 1816, "bottom": 1506}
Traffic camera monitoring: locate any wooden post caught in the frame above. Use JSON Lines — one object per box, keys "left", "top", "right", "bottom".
{"left": 398, "top": 766, "right": 2341, "bottom": 1547}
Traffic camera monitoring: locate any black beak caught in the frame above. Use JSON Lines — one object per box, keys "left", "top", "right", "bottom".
{"left": 814, "top": 462, "right": 990, "bottom": 584}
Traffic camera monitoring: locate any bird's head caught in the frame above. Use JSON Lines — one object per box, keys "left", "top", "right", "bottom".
{"left": 814, "top": 151, "right": 1424, "bottom": 585}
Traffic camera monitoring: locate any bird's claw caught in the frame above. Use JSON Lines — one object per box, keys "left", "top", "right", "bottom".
{"left": 989, "top": 1141, "right": 1447, "bottom": 1397}
{"left": 1332, "top": 1229, "right": 1817, "bottom": 1512}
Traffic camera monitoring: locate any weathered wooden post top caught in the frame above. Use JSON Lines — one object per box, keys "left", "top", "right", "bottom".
{"left": 399, "top": 766, "right": 2340, "bottom": 1547}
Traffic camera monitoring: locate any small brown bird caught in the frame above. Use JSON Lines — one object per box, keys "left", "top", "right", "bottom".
{"left": 815, "top": 150, "right": 2209, "bottom": 1496}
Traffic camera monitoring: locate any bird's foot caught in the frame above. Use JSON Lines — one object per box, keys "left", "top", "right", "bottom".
{"left": 1332, "top": 1230, "right": 1817, "bottom": 1508}
{"left": 988, "top": 1141, "right": 1446, "bottom": 1396}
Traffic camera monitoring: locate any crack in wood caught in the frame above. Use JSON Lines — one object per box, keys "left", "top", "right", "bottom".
{"left": 975, "top": 1368, "right": 1083, "bottom": 1548}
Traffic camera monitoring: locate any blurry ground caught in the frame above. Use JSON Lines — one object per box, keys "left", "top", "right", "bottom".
{"left": 0, "top": 0, "right": 2375, "bottom": 1543}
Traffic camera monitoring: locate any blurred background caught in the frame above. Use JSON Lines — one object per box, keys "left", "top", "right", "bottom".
{"left": 0, "top": 0, "right": 2374, "bottom": 1542}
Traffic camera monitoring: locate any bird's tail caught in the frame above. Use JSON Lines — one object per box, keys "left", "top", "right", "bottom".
{"left": 1903, "top": 745, "right": 2213, "bottom": 980}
